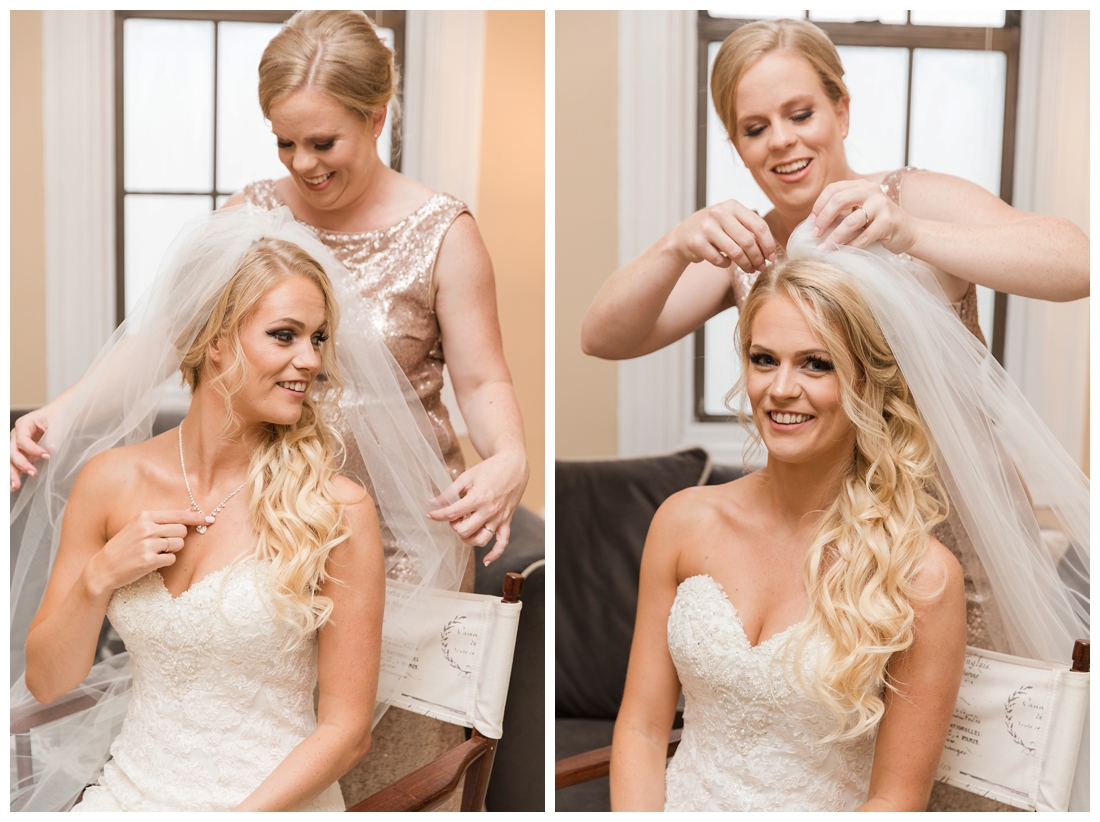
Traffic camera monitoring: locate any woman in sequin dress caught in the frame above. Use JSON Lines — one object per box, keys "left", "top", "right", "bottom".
{"left": 582, "top": 18, "right": 1088, "bottom": 812}
{"left": 12, "top": 10, "right": 529, "bottom": 810}
{"left": 582, "top": 18, "right": 1087, "bottom": 359}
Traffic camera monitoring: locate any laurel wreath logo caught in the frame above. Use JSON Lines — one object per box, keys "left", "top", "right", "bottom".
{"left": 440, "top": 615, "right": 473, "bottom": 677}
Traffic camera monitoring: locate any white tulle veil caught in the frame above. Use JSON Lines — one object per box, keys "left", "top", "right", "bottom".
{"left": 782, "top": 220, "right": 1089, "bottom": 810}
{"left": 9, "top": 205, "right": 468, "bottom": 811}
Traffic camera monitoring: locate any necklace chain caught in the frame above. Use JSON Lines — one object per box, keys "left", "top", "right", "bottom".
{"left": 178, "top": 426, "right": 247, "bottom": 534}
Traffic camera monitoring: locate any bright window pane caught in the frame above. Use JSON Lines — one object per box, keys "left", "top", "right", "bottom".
{"left": 910, "top": 11, "right": 1005, "bottom": 27}
{"left": 376, "top": 27, "right": 395, "bottom": 168}
{"left": 124, "top": 195, "right": 214, "bottom": 317}
{"left": 703, "top": 307, "right": 746, "bottom": 416}
{"left": 124, "top": 19, "right": 214, "bottom": 192}
{"left": 836, "top": 46, "right": 907, "bottom": 173}
{"left": 810, "top": 10, "right": 907, "bottom": 24}
{"left": 216, "top": 22, "right": 287, "bottom": 192}
{"left": 707, "top": 7, "right": 807, "bottom": 20}
{"left": 909, "top": 49, "right": 1005, "bottom": 196}
{"left": 705, "top": 41, "right": 771, "bottom": 214}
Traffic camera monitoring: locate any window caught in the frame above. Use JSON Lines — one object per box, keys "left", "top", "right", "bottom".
{"left": 114, "top": 10, "right": 405, "bottom": 324}
{"left": 694, "top": 10, "right": 1020, "bottom": 420}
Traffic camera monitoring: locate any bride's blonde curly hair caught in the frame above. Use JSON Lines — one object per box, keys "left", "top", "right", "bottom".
{"left": 180, "top": 239, "right": 352, "bottom": 643}
{"left": 728, "top": 259, "right": 947, "bottom": 741}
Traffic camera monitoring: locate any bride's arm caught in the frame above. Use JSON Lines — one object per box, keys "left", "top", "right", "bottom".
{"left": 859, "top": 538, "right": 966, "bottom": 812}
{"left": 24, "top": 451, "right": 204, "bottom": 702}
{"left": 609, "top": 495, "right": 689, "bottom": 811}
{"left": 234, "top": 480, "right": 384, "bottom": 812}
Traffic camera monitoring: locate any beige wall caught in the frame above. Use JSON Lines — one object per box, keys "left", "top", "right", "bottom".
{"left": 469, "top": 10, "right": 545, "bottom": 510}
{"left": 10, "top": 11, "right": 47, "bottom": 408}
{"left": 554, "top": 11, "right": 619, "bottom": 458}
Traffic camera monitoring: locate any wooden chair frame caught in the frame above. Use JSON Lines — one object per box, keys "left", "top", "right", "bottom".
{"left": 12, "top": 573, "right": 525, "bottom": 813}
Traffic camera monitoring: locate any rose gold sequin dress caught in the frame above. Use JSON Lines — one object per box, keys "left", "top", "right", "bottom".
{"left": 242, "top": 180, "right": 471, "bottom": 810}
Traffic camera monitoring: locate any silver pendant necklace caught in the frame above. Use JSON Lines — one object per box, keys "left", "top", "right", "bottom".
{"left": 178, "top": 425, "right": 248, "bottom": 534}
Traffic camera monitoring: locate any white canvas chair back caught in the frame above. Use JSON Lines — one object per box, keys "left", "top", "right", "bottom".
{"left": 935, "top": 645, "right": 1088, "bottom": 811}
{"left": 381, "top": 580, "right": 523, "bottom": 740}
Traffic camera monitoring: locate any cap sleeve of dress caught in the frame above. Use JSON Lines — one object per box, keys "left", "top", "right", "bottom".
{"left": 240, "top": 179, "right": 281, "bottom": 210}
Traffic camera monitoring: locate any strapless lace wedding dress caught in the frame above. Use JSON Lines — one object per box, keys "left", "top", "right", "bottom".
{"left": 72, "top": 559, "right": 343, "bottom": 812}
{"left": 664, "top": 575, "right": 876, "bottom": 812}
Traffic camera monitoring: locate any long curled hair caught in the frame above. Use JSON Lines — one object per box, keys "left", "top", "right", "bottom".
{"left": 179, "top": 239, "right": 351, "bottom": 642}
{"left": 729, "top": 259, "right": 947, "bottom": 740}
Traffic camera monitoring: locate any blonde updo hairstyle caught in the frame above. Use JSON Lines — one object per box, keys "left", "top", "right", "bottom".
{"left": 711, "top": 18, "right": 848, "bottom": 144}
{"left": 259, "top": 10, "right": 398, "bottom": 124}
{"left": 180, "top": 239, "right": 352, "bottom": 644}
{"left": 730, "top": 259, "right": 947, "bottom": 741}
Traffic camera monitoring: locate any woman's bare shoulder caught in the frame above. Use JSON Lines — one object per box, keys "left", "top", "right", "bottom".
{"left": 912, "top": 535, "right": 964, "bottom": 605}
{"left": 651, "top": 474, "right": 758, "bottom": 541}
{"left": 76, "top": 431, "right": 173, "bottom": 487}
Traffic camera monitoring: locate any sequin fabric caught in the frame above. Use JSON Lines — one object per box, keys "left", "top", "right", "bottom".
{"left": 664, "top": 575, "right": 875, "bottom": 812}
{"left": 73, "top": 560, "right": 343, "bottom": 812}
{"left": 243, "top": 181, "right": 469, "bottom": 584}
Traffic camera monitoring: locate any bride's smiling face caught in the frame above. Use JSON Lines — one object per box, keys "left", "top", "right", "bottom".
{"left": 746, "top": 296, "right": 855, "bottom": 466}
{"left": 732, "top": 50, "right": 851, "bottom": 219}
{"left": 210, "top": 275, "right": 329, "bottom": 427}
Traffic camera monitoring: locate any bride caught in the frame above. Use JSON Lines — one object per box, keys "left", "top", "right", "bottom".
{"left": 10, "top": 207, "right": 465, "bottom": 811}
{"left": 610, "top": 224, "right": 1089, "bottom": 811}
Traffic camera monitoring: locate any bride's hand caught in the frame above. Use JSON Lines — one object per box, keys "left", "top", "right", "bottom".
{"left": 11, "top": 408, "right": 53, "bottom": 491}
{"left": 427, "top": 449, "right": 529, "bottom": 565}
{"left": 810, "top": 180, "right": 918, "bottom": 255}
{"left": 85, "top": 509, "right": 212, "bottom": 596}
{"left": 667, "top": 199, "right": 777, "bottom": 273}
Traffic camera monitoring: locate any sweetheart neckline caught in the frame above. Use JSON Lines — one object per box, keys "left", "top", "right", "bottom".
{"left": 150, "top": 557, "right": 265, "bottom": 601}
{"left": 679, "top": 574, "right": 805, "bottom": 650}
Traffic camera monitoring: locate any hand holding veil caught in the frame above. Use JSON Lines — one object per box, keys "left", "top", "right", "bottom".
{"left": 785, "top": 220, "right": 1089, "bottom": 811}
{"left": 10, "top": 205, "right": 468, "bottom": 811}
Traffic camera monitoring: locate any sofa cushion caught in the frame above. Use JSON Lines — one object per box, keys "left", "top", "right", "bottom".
{"left": 555, "top": 448, "right": 711, "bottom": 719}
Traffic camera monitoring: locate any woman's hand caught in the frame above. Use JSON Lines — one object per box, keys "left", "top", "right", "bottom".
{"left": 83, "top": 509, "right": 210, "bottom": 598}
{"left": 668, "top": 199, "right": 777, "bottom": 274}
{"left": 810, "top": 180, "right": 918, "bottom": 254}
{"left": 11, "top": 408, "right": 53, "bottom": 491}
{"left": 427, "top": 448, "right": 530, "bottom": 565}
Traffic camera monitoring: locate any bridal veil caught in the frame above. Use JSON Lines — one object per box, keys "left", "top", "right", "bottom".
{"left": 785, "top": 221, "right": 1089, "bottom": 810}
{"left": 10, "top": 205, "right": 468, "bottom": 811}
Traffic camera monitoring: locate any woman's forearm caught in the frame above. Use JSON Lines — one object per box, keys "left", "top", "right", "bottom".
{"left": 581, "top": 234, "right": 693, "bottom": 359}
{"left": 609, "top": 725, "right": 670, "bottom": 811}
{"left": 25, "top": 566, "right": 113, "bottom": 703}
{"left": 908, "top": 215, "right": 1089, "bottom": 302}
{"left": 235, "top": 720, "right": 371, "bottom": 811}
{"left": 456, "top": 378, "right": 527, "bottom": 463}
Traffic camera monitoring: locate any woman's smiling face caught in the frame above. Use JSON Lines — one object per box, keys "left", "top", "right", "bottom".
{"left": 212, "top": 275, "right": 330, "bottom": 428}
{"left": 746, "top": 295, "right": 855, "bottom": 467}
{"left": 268, "top": 87, "right": 385, "bottom": 212}
{"left": 732, "top": 50, "right": 851, "bottom": 219}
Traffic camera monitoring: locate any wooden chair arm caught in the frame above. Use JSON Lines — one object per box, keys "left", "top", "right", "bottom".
{"left": 11, "top": 691, "right": 103, "bottom": 736}
{"left": 555, "top": 727, "right": 683, "bottom": 790}
{"left": 346, "top": 731, "right": 497, "bottom": 812}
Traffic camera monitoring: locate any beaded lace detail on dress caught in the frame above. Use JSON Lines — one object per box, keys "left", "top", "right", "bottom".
{"left": 73, "top": 559, "right": 343, "bottom": 812}
{"left": 663, "top": 575, "right": 875, "bottom": 812}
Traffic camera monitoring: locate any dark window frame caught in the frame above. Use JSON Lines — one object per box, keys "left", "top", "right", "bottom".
{"left": 113, "top": 10, "right": 407, "bottom": 326}
{"left": 693, "top": 11, "right": 1021, "bottom": 422}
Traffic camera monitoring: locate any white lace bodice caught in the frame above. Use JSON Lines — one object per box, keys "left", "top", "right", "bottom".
{"left": 73, "top": 559, "right": 343, "bottom": 812}
{"left": 664, "top": 575, "right": 876, "bottom": 812}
